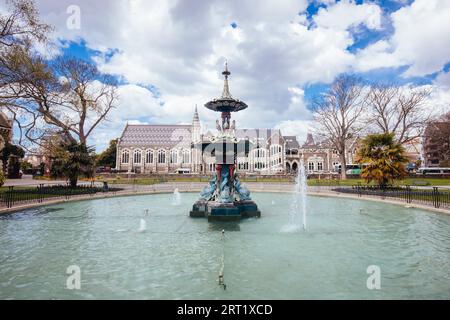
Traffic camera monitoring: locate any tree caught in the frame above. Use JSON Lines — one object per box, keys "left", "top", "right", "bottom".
{"left": 0, "top": 167, "right": 5, "bottom": 186}
{"left": 313, "top": 75, "right": 366, "bottom": 179}
{"left": 95, "top": 138, "right": 117, "bottom": 168}
{"left": 12, "top": 56, "right": 117, "bottom": 184}
{"left": 4, "top": 55, "right": 118, "bottom": 148}
{"left": 1, "top": 0, "right": 52, "bottom": 107}
{"left": 0, "top": 0, "right": 51, "bottom": 47}
{"left": 0, "top": 141, "right": 24, "bottom": 173}
{"left": 356, "top": 133, "right": 407, "bottom": 188}
{"left": 366, "top": 84, "right": 431, "bottom": 144}
{"left": 1, "top": 0, "right": 117, "bottom": 186}
{"left": 20, "top": 159, "right": 32, "bottom": 171}
{"left": 50, "top": 141, "right": 95, "bottom": 187}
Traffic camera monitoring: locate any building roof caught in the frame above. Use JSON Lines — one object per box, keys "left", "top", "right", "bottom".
{"left": 303, "top": 133, "right": 315, "bottom": 147}
{"left": 284, "top": 136, "right": 300, "bottom": 149}
{"left": 118, "top": 124, "right": 192, "bottom": 148}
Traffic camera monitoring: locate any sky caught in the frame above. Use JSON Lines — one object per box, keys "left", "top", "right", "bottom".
{"left": 5, "top": 0, "right": 450, "bottom": 151}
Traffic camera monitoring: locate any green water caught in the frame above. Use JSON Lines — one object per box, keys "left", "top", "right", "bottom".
{"left": 0, "top": 193, "right": 449, "bottom": 299}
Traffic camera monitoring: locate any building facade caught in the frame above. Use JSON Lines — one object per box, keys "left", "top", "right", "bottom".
{"left": 285, "top": 133, "right": 358, "bottom": 174}
{"left": 422, "top": 116, "right": 450, "bottom": 167}
{"left": 116, "top": 108, "right": 357, "bottom": 175}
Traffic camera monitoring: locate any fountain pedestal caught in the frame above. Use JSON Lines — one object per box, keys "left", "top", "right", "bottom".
{"left": 190, "top": 199, "right": 261, "bottom": 221}
{"left": 189, "top": 63, "right": 261, "bottom": 222}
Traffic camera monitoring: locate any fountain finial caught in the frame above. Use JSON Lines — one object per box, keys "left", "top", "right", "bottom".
{"left": 221, "top": 60, "right": 232, "bottom": 99}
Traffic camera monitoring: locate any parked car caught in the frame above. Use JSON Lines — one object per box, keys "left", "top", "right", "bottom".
{"left": 406, "top": 163, "right": 417, "bottom": 173}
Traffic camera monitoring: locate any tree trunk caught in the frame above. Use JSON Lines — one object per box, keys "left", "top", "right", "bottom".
{"left": 69, "top": 176, "right": 78, "bottom": 188}
{"left": 339, "top": 152, "right": 347, "bottom": 180}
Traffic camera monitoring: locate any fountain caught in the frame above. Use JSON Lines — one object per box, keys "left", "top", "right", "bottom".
{"left": 138, "top": 218, "right": 147, "bottom": 232}
{"left": 282, "top": 158, "right": 307, "bottom": 232}
{"left": 190, "top": 63, "right": 260, "bottom": 221}
{"left": 173, "top": 188, "right": 181, "bottom": 206}
{"left": 299, "top": 158, "right": 307, "bottom": 230}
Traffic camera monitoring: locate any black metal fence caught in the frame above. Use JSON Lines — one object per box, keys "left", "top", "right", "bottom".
{"left": 0, "top": 183, "right": 123, "bottom": 209}
{"left": 333, "top": 185, "right": 450, "bottom": 209}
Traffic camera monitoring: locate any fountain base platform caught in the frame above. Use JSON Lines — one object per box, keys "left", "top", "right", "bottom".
{"left": 190, "top": 200, "right": 261, "bottom": 221}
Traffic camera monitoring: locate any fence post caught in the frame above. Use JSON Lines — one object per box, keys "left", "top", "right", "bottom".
{"left": 433, "top": 187, "right": 440, "bottom": 209}
{"left": 7, "top": 186, "right": 14, "bottom": 208}
{"left": 37, "top": 184, "right": 41, "bottom": 203}
{"left": 406, "top": 186, "right": 412, "bottom": 204}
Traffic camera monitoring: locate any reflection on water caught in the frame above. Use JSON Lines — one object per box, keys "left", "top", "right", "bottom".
{"left": 0, "top": 192, "right": 449, "bottom": 300}
{"left": 208, "top": 222, "right": 241, "bottom": 232}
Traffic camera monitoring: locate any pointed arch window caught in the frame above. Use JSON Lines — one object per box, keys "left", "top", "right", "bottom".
{"left": 182, "top": 149, "right": 190, "bottom": 164}
{"left": 133, "top": 150, "right": 142, "bottom": 164}
{"left": 158, "top": 150, "right": 166, "bottom": 164}
{"left": 146, "top": 150, "right": 154, "bottom": 163}
{"left": 170, "top": 149, "right": 178, "bottom": 164}
{"left": 122, "top": 150, "right": 129, "bottom": 164}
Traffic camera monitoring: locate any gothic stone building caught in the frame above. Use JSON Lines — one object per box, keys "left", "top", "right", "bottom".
{"left": 116, "top": 108, "right": 357, "bottom": 175}
{"left": 285, "top": 133, "right": 358, "bottom": 174}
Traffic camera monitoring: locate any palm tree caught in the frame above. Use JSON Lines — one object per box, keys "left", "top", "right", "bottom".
{"left": 356, "top": 133, "right": 408, "bottom": 188}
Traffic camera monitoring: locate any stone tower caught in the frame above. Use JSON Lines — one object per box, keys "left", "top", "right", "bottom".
{"left": 192, "top": 105, "right": 201, "bottom": 142}
{"left": 191, "top": 105, "right": 201, "bottom": 173}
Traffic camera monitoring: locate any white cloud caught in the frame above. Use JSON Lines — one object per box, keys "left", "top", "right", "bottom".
{"left": 354, "top": 40, "right": 404, "bottom": 72}
{"left": 391, "top": 0, "right": 450, "bottom": 76}
{"left": 314, "top": 0, "right": 382, "bottom": 31}
{"left": 434, "top": 71, "right": 450, "bottom": 89}
{"left": 355, "top": 0, "right": 450, "bottom": 76}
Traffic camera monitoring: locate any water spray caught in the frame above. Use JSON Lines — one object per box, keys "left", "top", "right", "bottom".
{"left": 219, "top": 229, "right": 226, "bottom": 290}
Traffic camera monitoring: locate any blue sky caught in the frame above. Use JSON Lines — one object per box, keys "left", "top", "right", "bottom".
{"left": 9, "top": 0, "right": 450, "bottom": 150}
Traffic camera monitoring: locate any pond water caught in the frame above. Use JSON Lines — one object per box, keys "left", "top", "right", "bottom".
{"left": 0, "top": 192, "right": 449, "bottom": 299}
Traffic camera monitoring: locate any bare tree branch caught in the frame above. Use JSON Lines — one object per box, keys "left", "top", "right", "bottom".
{"left": 366, "top": 84, "right": 432, "bottom": 144}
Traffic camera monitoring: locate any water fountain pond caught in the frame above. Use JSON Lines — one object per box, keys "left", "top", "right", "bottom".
{"left": 0, "top": 192, "right": 449, "bottom": 299}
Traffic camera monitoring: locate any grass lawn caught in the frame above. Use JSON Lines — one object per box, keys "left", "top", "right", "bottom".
{"left": 29, "top": 175, "right": 449, "bottom": 187}
{"left": 0, "top": 185, "right": 122, "bottom": 202}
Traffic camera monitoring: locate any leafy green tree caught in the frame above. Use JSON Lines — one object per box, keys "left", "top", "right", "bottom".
{"left": 95, "top": 139, "right": 117, "bottom": 168}
{"left": 38, "top": 162, "right": 44, "bottom": 175}
{"left": 1, "top": 141, "right": 24, "bottom": 173}
{"left": 50, "top": 142, "right": 95, "bottom": 187}
{"left": 20, "top": 160, "right": 32, "bottom": 171}
{"left": 357, "top": 133, "right": 408, "bottom": 188}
